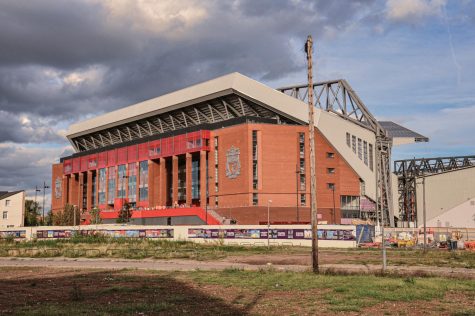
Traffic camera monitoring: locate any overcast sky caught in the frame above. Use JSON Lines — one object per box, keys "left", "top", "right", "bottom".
{"left": 0, "top": 0, "right": 474, "bottom": 208}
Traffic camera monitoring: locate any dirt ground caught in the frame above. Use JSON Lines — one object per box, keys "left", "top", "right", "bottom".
{"left": 1, "top": 256, "right": 475, "bottom": 279}
{"left": 0, "top": 267, "right": 474, "bottom": 315}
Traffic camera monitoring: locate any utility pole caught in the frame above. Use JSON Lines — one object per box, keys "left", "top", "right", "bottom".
{"left": 42, "top": 182, "right": 50, "bottom": 225}
{"left": 34, "top": 186, "right": 41, "bottom": 226}
{"left": 376, "top": 138, "right": 387, "bottom": 271}
{"left": 305, "top": 35, "right": 319, "bottom": 273}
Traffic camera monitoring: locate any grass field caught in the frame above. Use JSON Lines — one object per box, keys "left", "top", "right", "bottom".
{"left": 0, "top": 236, "right": 474, "bottom": 268}
{"left": 1, "top": 267, "right": 474, "bottom": 315}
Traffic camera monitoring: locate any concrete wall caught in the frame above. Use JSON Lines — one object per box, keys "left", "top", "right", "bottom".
{"left": 0, "top": 224, "right": 357, "bottom": 248}
{"left": 426, "top": 197, "right": 475, "bottom": 228}
{"left": 415, "top": 167, "right": 475, "bottom": 225}
{"left": 0, "top": 192, "right": 25, "bottom": 228}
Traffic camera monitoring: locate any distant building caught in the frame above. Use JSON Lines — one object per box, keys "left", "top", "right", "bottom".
{"left": 0, "top": 191, "right": 25, "bottom": 228}
{"left": 394, "top": 156, "right": 475, "bottom": 228}
{"left": 51, "top": 73, "right": 425, "bottom": 226}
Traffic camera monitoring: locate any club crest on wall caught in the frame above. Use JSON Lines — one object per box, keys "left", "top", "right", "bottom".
{"left": 55, "top": 177, "right": 62, "bottom": 199}
{"left": 226, "top": 146, "right": 241, "bottom": 179}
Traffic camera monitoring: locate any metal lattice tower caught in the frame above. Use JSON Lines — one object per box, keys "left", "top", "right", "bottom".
{"left": 393, "top": 155, "right": 475, "bottom": 225}
{"left": 278, "top": 79, "right": 393, "bottom": 226}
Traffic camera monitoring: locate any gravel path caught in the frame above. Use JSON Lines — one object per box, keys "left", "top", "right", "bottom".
{"left": 1, "top": 257, "right": 474, "bottom": 278}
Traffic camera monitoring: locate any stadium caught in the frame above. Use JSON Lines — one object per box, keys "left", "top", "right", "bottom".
{"left": 51, "top": 72, "right": 428, "bottom": 226}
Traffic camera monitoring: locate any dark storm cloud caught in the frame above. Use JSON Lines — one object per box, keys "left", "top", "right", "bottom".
{"left": 0, "top": 110, "right": 65, "bottom": 143}
{"left": 0, "top": 0, "right": 379, "bottom": 121}
{"left": 0, "top": 0, "right": 381, "bottom": 199}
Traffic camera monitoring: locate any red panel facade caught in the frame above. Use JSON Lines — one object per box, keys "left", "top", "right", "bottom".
{"left": 127, "top": 144, "right": 138, "bottom": 163}
{"left": 107, "top": 149, "right": 117, "bottom": 166}
{"left": 138, "top": 143, "right": 148, "bottom": 160}
{"left": 97, "top": 152, "right": 107, "bottom": 168}
{"left": 117, "top": 147, "right": 127, "bottom": 165}
{"left": 87, "top": 154, "right": 97, "bottom": 170}
{"left": 72, "top": 157, "right": 80, "bottom": 173}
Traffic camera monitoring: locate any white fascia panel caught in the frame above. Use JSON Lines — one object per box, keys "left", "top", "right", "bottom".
{"left": 316, "top": 110, "right": 377, "bottom": 201}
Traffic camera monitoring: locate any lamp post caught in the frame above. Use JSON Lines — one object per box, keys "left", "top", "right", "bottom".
{"left": 267, "top": 199, "right": 272, "bottom": 249}
{"left": 331, "top": 184, "right": 336, "bottom": 224}
{"left": 34, "top": 186, "right": 41, "bottom": 225}
{"left": 42, "top": 182, "right": 50, "bottom": 225}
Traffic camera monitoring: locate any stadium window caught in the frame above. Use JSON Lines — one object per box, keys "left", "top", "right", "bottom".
{"left": 252, "top": 131, "right": 258, "bottom": 189}
{"left": 300, "top": 173, "right": 306, "bottom": 191}
{"left": 128, "top": 163, "right": 137, "bottom": 203}
{"left": 346, "top": 133, "right": 350, "bottom": 147}
{"left": 326, "top": 152, "right": 335, "bottom": 158}
{"left": 369, "top": 144, "right": 374, "bottom": 171}
{"left": 327, "top": 183, "right": 335, "bottom": 190}
{"left": 214, "top": 136, "right": 219, "bottom": 192}
{"left": 98, "top": 168, "right": 106, "bottom": 205}
{"left": 138, "top": 161, "right": 148, "bottom": 201}
{"left": 299, "top": 159, "right": 305, "bottom": 174}
{"left": 299, "top": 132, "right": 305, "bottom": 158}
{"left": 107, "top": 166, "right": 116, "bottom": 204}
{"left": 352, "top": 135, "right": 356, "bottom": 153}
{"left": 363, "top": 141, "right": 368, "bottom": 166}
{"left": 252, "top": 193, "right": 258, "bottom": 206}
{"left": 300, "top": 194, "right": 306, "bottom": 206}
{"left": 327, "top": 168, "right": 335, "bottom": 174}
{"left": 357, "top": 138, "right": 362, "bottom": 160}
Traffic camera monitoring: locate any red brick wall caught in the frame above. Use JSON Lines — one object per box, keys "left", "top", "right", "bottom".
{"left": 51, "top": 163, "right": 64, "bottom": 214}
{"left": 52, "top": 122, "right": 361, "bottom": 224}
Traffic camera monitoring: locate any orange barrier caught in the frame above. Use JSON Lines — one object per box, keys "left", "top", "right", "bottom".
{"left": 465, "top": 241, "right": 475, "bottom": 251}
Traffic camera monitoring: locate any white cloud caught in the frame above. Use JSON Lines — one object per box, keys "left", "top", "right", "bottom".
{"left": 386, "top": 0, "right": 447, "bottom": 23}
{"left": 99, "top": 0, "right": 209, "bottom": 37}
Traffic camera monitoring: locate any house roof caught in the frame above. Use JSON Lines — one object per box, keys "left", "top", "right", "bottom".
{"left": 0, "top": 191, "right": 24, "bottom": 200}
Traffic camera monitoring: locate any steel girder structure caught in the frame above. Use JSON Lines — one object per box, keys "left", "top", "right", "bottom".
{"left": 70, "top": 94, "right": 298, "bottom": 152}
{"left": 393, "top": 155, "right": 475, "bottom": 224}
{"left": 278, "top": 79, "right": 393, "bottom": 226}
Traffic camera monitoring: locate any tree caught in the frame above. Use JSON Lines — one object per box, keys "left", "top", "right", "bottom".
{"left": 44, "top": 210, "right": 54, "bottom": 226}
{"left": 89, "top": 207, "right": 102, "bottom": 224}
{"left": 24, "top": 200, "right": 41, "bottom": 226}
{"left": 53, "top": 204, "right": 80, "bottom": 226}
{"left": 116, "top": 202, "right": 133, "bottom": 223}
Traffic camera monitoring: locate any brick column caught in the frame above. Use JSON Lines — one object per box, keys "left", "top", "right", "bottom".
{"left": 104, "top": 168, "right": 109, "bottom": 208}
{"left": 148, "top": 160, "right": 155, "bottom": 207}
{"left": 62, "top": 175, "right": 68, "bottom": 206}
{"left": 159, "top": 158, "right": 167, "bottom": 206}
{"left": 78, "top": 173, "right": 84, "bottom": 210}
{"left": 86, "top": 171, "right": 93, "bottom": 211}
{"left": 185, "top": 153, "right": 192, "bottom": 206}
{"left": 124, "top": 164, "right": 129, "bottom": 205}
{"left": 69, "top": 174, "right": 79, "bottom": 207}
{"left": 136, "top": 162, "right": 140, "bottom": 204}
{"left": 200, "top": 150, "right": 207, "bottom": 208}
{"left": 172, "top": 156, "right": 178, "bottom": 206}
{"left": 95, "top": 170, "right": 99, "bottom": 207}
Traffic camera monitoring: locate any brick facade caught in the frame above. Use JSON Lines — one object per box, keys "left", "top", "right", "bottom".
{"left": 52, "top": 123, "right": 362, "bottom": 224}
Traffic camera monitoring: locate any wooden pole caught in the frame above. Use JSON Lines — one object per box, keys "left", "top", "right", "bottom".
{"left": 305, "top": 35, "right": 319, "bottom": 273}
